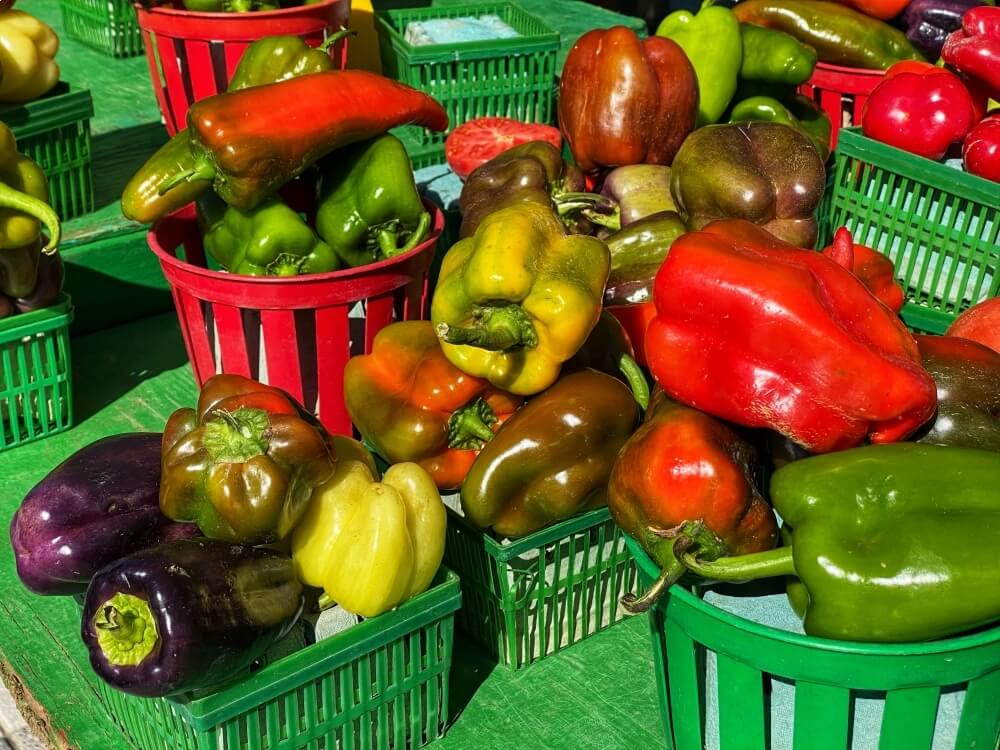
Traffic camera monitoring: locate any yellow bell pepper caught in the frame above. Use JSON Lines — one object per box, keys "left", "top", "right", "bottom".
{"left": 291, "top": 460, "right": 446, "bottom": 618}
{"left": 0, "top": 10, "right": 60, "bottom": 104}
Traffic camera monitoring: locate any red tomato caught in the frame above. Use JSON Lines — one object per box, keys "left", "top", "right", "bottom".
{"left": 963, "top": 113, "right": 1000, "bottom": 183}
{"left": 947, "top": 297, "right": 1000, "bottom": 354}
{"left": 445, "top": 118, "right": 562, "bottom": 179}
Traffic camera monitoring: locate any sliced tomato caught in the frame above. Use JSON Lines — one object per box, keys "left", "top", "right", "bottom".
{"left": 445, "top": 117, "right": 562, "bottom": 179}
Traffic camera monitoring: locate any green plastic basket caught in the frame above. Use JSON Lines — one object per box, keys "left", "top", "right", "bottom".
{"left": 58, "top": 0, "right": 144, "bottom": 57}
{"left": 625, "top": 536, "right": 1000, "bottom": 750}
{"left": 817, "top": 127, "right": 999, "bottom": 335}
{"left": 92, "top": 568, "right": 461, "bottom": 750}
{"left": 443, "top": 506, "right": 638, "bottom": 669}
{"left": 0, "top": 294, "right": 73, "bottom": 453}
{"left": 1, "top": 83, "right": 95, "bottom": 222}
{"left": 377, "top": 2, "right": 560, "bottom": 168}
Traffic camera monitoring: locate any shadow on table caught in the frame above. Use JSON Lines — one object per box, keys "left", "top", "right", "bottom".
{"left": 448, "top": 631, "right": 499, "bottom": 726}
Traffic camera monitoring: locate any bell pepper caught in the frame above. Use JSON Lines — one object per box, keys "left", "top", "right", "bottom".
{"left": 607, "top": 302, "right": 657, "bottom": 368}
{"left": 832, "top": 0, "right": 910, "bottom": 21}
{"left": 343, "top": 321, "right": 523, "bottom": 490}
{"left": 821, "top": 227, "right": 905, "bottom": 312}
{"left": 160, "top": 374, "right": 336, "bottom": 543}
{"left": 734, "top": 0, "right": 925, "bottom": 70}
{"left": 861, "top": 62, "right": 975, "bottom": 161}
{"left": 656, "top": 0, "right": 742, "bottom": 125}
{"left": 728, "top": 95, "right": 831, "bottom": 160}
{"left": 458, "top": 141, "right": 609, "bottom": 239}
{"left": 291, "top": 460, "right": 446, "bottom": 618}
{"left": 202, "top": 193, "right": 339, "bottom": 276}
{"left": 644, "top": 220, "right": 938, "bottom": 453}
{"left": 942, "top": 7, "right": 1000, "bottom": 101}
{"left": 157, "top": 71, "right": 448, "bottom": 213}
{"left": 670, "top": 122, "right": 826, "bottom": 247}
{"left": 598, "top": 165, "right": 676, "bottom": 229}
{"left": 738, "top": 23, "right": 816, "bottom": 86}
{"left": 913, "top": 334, "right": 1000, "bottom": 451}
{"left": 0, "top": 9, "right": 59, "bottom": 104}
{"left": 431, "top": 202, "right": 610, "bottom": 396}
{"left": 947, "top": 296, "right": 1000, "bottom": 353}
{"left": 315, "top": 134, "right": 429, "bottom": 267}
{"left": 677, "top": 444, "right": 1000, "bottom": 642}
{"left": 605, "top": 210, "right": 686, "bottom": 272}
{"left": 963, "top": 113, "right": 1000, "bottom": 182}
{"left": 228, "top": 31, "right": 351, "bottom": 91}
{"left": 559, "top": 26, "right": 699, "bottom": 173}
{"left": 462, "top": 368, "right": 642, "bottom": 538}
{"left": 181, "top": 0, "right": 279, "bottom": 10}
{"left": 609, "top": 389, "right": 778, "bottom": 613}
{"left": 902, "top": 0, "right": 984, "bottom": 61}
{"left": 564, "top": 311, "right": 649, "bottom": 400}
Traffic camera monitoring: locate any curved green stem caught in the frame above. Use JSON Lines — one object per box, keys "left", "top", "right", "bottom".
{"left": 157, "top": 158, "right": 216, "bottom": 196}
{"left": 437, "top": 305, "right": 538, "bottom": 351}
{"left": 375, "top": 212, "right": 431, "bottom": 260}
{"left": 320, "top": 27, "right": 358, "bottom": 51}
{"left": 553, "top": 191, "right": 622, "bottom": 232}
{"left": 681, "top": 546, "right": 796, "bottom": 583}
{"left": 620, "top": 536, "right": 693, "bottom": 615}
{"left": 617, "top": 354, "right": 649, "bottom": 411}
{"left": 0, "top": 182, "right": 61, "bottom": 253}
{"left": 447, "top": 398, "right": 497, "bottom": 449}
{"left": 267, "top": 253, "right": 307, "bottom": 277}
{"left": 93, "top": 593, "right": 159, "bottom": 667}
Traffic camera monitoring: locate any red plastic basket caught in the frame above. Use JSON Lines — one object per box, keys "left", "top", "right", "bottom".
{"left": 135, "top": 0, "right": 350, "bottom": 136}
{"left": 799, "top": 62, "right": 885, "bottom": 149}
{"left": 147, "top": 200, "right": 444, "bottom": 436}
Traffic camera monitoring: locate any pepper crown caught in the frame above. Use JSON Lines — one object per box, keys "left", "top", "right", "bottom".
{"left": 203, "top": 407, "right": 271, "bottom": 463}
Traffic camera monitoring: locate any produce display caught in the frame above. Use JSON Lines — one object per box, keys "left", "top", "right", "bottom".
{"left": 0, "top": 9, "right": 59, "bottom": 104}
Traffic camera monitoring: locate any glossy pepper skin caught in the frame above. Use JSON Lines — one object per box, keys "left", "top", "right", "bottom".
{"left": 947, "top": 297, "right": 1000, "bottom": 354}
{"left": 821, "top": 227, "right": 905, "bottom": 312}
{"left": 738, "top": 23, "right": 816, "bottom": 86}
{"left": 343, "top": 321, "right": 523, "bottom": 490}
{"left": 729, "top": 95, "right": 831, "bottom": 161}
{"left": 160, "top": 71, "right": 448, "bottom": 212}
{"left": 832, "top": 0, "right": 909, "bottom": 21}
{"left": 609, "top": 389, "right": 778, "bottom": 613}
{"left": 670, "top": 122, "right": 826, "bottom": 247}
{"left": 316, "top": 134, "right": 430, "bottom": 267}
{"left": 656, "top": 0, "right": 741, "bottom": 125}
{"left": 942, "top": 7, "right": 1000, "bottom": 101}
{"left": 734, "top": 0, "right": 925, "bottom": 70}
{"left": 160, "top": 374, "right": 336, "bottom": 543}
{"left": 181, "top": 0, "right": 280, "bottom": 12}
{"left": 292, "top": 460, "right": 446, "bottom": 617}
{"left": 605, "top": 210, "right": 686, "bottom": 272}
{"left": 963, "top": 113, "right": 1000, "bottom": 183}
{"left": 228, "top": 32, "right": 350, "bottom": 91}
{"left": 432, "top": 202, "right": 610, "bottom": 396}
{"left": 202, "top": 194, "right": 339, "bottom": 276}
{"left": 598, "top": 165, "right": 676, "bottom": 229}
{"left": 462, "top": 369, "right": 641, "bottom": 539}
{"left": 82, "top": 539, "right": 303, "bottom": 697}
{"left": 0, "top": 123, "right": 59, "bottom": 254}
{"left": 902, "top": 0, "right": 984, "bottom": 61}
{"left": 681, "top": 444, "right": 1000, "bottom": 642}
{"left": 644, "top": 220, "right": 938, "bottom": 453}
{"left": 913, "top": 334, "right": 1000, "bottom": 452}
{"left": 559, "top": 26, "right": 699, "bottom": 173}
{"left": 0, "top": 10, "right": 59, "bottom": 104}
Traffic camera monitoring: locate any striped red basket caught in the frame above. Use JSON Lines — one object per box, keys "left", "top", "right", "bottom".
{"left": 799, "top": 62, "right": 885, "bottom": 149}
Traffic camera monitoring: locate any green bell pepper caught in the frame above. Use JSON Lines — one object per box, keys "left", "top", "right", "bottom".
{"left": 729, "top": 95, "right": 831, "bottom": 160}
{"left": 203, "top": 193, "right": 339, "bottom": 277}
{"left": 605, "top": 210, "right": 687, "bottom": 272}
{"left": 181, "top": 0, "right": 280, "bottom": 11}
{"left": 656, "top": 0, "right": 743, "bottom": 125}
{"left": 228, "top": 30, "right": 353, "bottom": 91}
{"left": 677, "top": 444, "right": 1000, "bottom": 643}
{"left": 315, "top": 134, "right": 430, "bottom": 268}
{"left": 739, "top": 22, "right": 817, "bottom": 85}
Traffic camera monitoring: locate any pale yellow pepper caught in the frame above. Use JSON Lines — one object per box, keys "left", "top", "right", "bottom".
{"left": 292, "top": 460, "right": 446, "bottom": 618}
{"left": 0, "top": 10, "right": 60, "bottom": 104}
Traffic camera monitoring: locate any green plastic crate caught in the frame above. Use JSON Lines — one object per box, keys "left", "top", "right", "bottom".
{"left": 92, "top": 569, "right": 461, "bottom": 750}
{"left": 443, "top": 506, "right": 638, "bottom": 669}
{"left": 58, "top": 0, "right": 144, "bottom": 58}
{"left": 1, "top": 83, "right": 95, "bottom": 222}
{"left": 377, "top": 2, "right": 560, "bottom": 168}
{"left": 817, "top": 127, "right": 999, "bottom": 335}
{"left": 624, "top": 536, "right": 1000, "bottom": 750}
{"left": 0, "top": 293, "right": 73, "bottom": 452}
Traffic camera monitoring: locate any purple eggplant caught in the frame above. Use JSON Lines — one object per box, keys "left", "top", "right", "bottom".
{"left": 10, "top": 433, "right": 198, "bottom": 595}
{"left": 82, "top": 539, "right": 303, "bottom": 697}
{"left": 599, "top": 164, "right": 676, "bottom": 232}
{"left": 902, "top": 0, "right": 984, "bottom": 61}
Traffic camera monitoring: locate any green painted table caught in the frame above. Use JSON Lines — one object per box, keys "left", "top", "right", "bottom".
{"left": 0, "top": 312, "right": 662, "bottom": 749}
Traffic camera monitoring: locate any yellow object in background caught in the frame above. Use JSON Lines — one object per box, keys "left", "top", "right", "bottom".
{"left": 347, "top": 0, "right": 383, "bottom": 73}
{"left": 0, "top": 10, "right": 60, "bottom": 104}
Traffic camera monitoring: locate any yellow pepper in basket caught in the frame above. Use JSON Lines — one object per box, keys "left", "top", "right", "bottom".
{"left": 292, "top": 459, "right": 446, "bottom": 618}
{"left": 0, "top": 9, "right": 59, "bottom": 104}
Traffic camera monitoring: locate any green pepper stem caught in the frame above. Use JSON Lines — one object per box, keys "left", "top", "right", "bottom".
{"left": 320, "top": 27, "right": 358, "bottom": 51}
{"left": 681, "top": 546, "right": 796, "bottom": 582}
{"left": 553, "top": 192, "right": 622, "bottom": 232}
{"left": 93, "top": 593, "right": 159, "bottom": 667}
{"left": 157, "top": 158, "right": 216, "bottom": 196}
{"left": 436, "top": 305, "right": 538, "bottom": 351}
{"left": 375, "top": 211, "right": 431, "bottom": 260}
{"left": 617, "top": 354, "right": 650, "bottom": 411}
{"left": 0, "top": 182, "right": 61, "bottom": 253}
{"left": 620, "top": 536, "right": 694, "bottom": 615}
{"left": 447, "top": 398, "right": 498, "bottom": 449}
{"left": 317, "top": 592, "right": 336, "bottom": 611}
{"left": 203, "top": 407, "right": 271, "bottom": 463}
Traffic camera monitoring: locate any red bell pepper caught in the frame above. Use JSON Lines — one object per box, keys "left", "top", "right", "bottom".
{"left": 607, "top": 303, "right": 657, "bottom": 368}
{"left": 861, "top": 61, "right": 976, "bottom": 161}
{"left": 644, "top": 219, "right": 937, "bottom": 453}
{"left": 821, "top": 227, "right": 905, "bottom": 313}
{"left": 963, "top": 113, "right": 1000, "bottom": 183}
{"left": 946, "top": 296, "right": 1000, "bottom": 354}
{"left": 942, "top": 7, "right": 1000, "bottom": 102}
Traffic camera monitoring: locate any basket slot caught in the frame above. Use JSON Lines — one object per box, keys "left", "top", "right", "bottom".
{"left": 956, "top": 669, "right": 1000, "bottom": 748}
{"left": 877, "top": 686, "right": 941, "bottom": 750}
{"left": 791, "top": 682, "right": 850, "bottom": 749}
{"left": 665, "top": 617, "right": 705, "bottom": 750}
{"left": 213, "top": 303, "right": 253, "bottom": 379}
{"left": 717, "top": 653, "right": 766, "bottom": 749}
{"left": 185, "top": 40, "right": 219, "bottom": 105}
{"left": 160, "top": 36, "right": 193, "bottom": 136}
{"left": 260, "top": 308, "right": 305, "bottom": 405}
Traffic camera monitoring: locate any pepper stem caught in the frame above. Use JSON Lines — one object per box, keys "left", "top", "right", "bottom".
{"left": 447, "top": 398, "right": 498, "bottom": 449}
{"left": 157, "top": 158, "right": 216, "bottom": 196}
{"left": 320, "top": 27, "right": 358, "bottom": 51}
{"left": 267, "top": 253, "right": 307, "bottom": 277}
{"left": 617, "top": 354, "right": 650, "bottom": 411}
{"left": 374, "top": 211, "right": 431, "bottom": 260}
{"left": 681, "top": 546, "right": 796, "bottom": 582}
{"left": 620, "top": 536, "right": 693, "bottom": 615}
{"left": 0, "top": 182, "right": 61, "bottom": 253}
{"left": 317, "top": 592, "right": 336, "bottom": 611}
{"left": 202, "top": 407, "right": 271, "bottom": 463}
{"left": 553, "top": 191, "right": 622, "bottom": 232}
{"left": 436, "top": 305, "right": 538, "bottom": 351}
{"left": 93, "top": 593, "right": 159, "bottom": 667}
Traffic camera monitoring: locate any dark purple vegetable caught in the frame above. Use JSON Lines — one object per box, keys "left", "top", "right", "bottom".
{"left": 10, "top": 433, "right": 198, "bottom": 595}
{"left": 82, "top": 539, "right": 303, "bottom": 697}
{"left": 902, "top": 0, "right": 984, "bottom": 60}
{"left": 603, "top": 262, "right": 659, "bottom": 307}
{"left": 15, "top": 252, "right": 64, "bottom": 313}
{"left": 0, "top": 294, "right": 14, "bottom": 319}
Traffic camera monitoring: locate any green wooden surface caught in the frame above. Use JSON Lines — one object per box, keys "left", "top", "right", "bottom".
{"left": 0, "top": 312, "right": 663, "bottom": 749}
